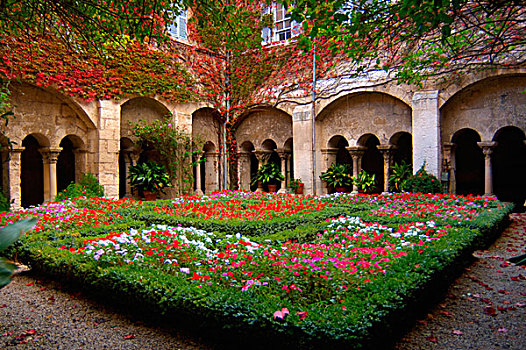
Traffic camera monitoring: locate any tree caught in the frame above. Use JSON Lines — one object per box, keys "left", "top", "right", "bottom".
{"left": 285, "top": 0, "right": 525, "bottom": 85}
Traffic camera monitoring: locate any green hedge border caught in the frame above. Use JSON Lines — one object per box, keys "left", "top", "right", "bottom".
{"left": 11, "top": 201, "right": 514, "bottom": 349}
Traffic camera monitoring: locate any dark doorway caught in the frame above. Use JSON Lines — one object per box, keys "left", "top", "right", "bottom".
{"left": 493, "top": 127, "right": 526, "bottom": 208}
{"left": 361, "top": 135, "right": 383, "bottom": 193}
{"left": 21, "top": 135, "right": 44, "bottom": 207}
{"left": 392, "top": 132, "right": 413, "bottom": 167}
{"left": 454, "top": 129, "right": 484, "bottom": 195}
{"left": 57, "top": 137, "right": 75, "bottom": 193}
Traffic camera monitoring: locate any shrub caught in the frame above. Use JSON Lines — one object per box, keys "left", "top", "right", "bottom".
{"left": 55, "top": 173, "right": 104, "bottom": 201}
{"left": 404, "top": 164, "right": 442, "bottom": 194}
{"left": 0, "top": 191, "right": 11, "bottom": 212}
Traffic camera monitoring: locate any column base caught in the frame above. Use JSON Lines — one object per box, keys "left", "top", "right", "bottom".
{"left": 195, "top": 189, "right": 204, "bottom": 196}
{"left": 278, "top": 188, "right": 287, "bottom": 194}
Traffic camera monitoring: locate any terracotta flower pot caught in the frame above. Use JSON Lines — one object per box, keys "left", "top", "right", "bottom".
{"left": 267, "top": 184, "right": 278, "bottom": 193}
{"left": 295, "top": 183, "right": 304, "bottom": 194}
{"left": 335, "top": 187, "right": 347, "bottom": 193}
{"left": 143, "top": 190, "right": 157, "bottom": 201}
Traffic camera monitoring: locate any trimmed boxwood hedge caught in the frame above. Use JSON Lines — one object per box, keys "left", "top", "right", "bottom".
{"left": 10, "top": 199, "right": 514, "bottom": 349}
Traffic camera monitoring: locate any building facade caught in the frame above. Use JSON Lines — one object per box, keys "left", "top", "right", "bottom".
{"left": 3, "top": 67, "right": 525, "bottom": 208}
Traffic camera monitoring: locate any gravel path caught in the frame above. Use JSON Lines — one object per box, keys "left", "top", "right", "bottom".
{"left": 395, "top": 213, "right": 526, "bottom": 350}
{"left": 1, "top": 214, "right": 525, "bottom": 349}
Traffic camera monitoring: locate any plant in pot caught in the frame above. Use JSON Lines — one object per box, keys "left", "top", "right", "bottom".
{"left": 320, "top": 163, "right": 353, "bottom": 192}
{"left": 289, "top": 178, "right": 304, "bottom": 194}
{"left": 251, "top": 162, "right": 284, "bottom": 192}
{"left": 352, "top": 170, "right": 377, "bottom": 193}
{"left": 128, "top": 161, "right": 172, "bottom": 200}
{"left": 388, "top": 160, "right": 412, "bottom": 192}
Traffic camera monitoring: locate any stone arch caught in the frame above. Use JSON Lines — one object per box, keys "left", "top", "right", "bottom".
{"left": 235, "top": 107, "right": 292, "bottom": 153}
{"left": 120, "top": 96, "right": 171, "bottom": 139}
{"left": 57, "top": 135, "right": 87, "bottom": 193}
{"left": 21, "top": 134, "right": 48, "bottom": 207}
{"left": 357, "top": 134, "right": 383, "bottom": 193}
{"left": 492, "top": 126, "right": 526, "bottom": 207}
{"left": 440, "top": 74, "right": 526, "bottom": 143}
{"left": 317, "top": 92, "right": 412, "bottom": 148}
{"left": 389, "top": 131, "right": 413, "bottom": 167}
{"left": 7, "top": 83, "right": 95, "bottom": 148}
{"left": 327, "top": 135, "right": 351, "bottom": 166}
{"left": 452, "top": 128, "right": 484, "bottom": 196}
{"left": 439, "top": 70, "right": 526, "bottom": 108}
{"left": 192, "top": 108, "right": 221, "bottom": 193}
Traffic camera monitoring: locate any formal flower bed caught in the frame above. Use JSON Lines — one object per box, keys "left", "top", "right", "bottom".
{"left": 154, "top": 191, "right": 331, "bottom": 220}
{"left": 71, "top": 217, "right": 448, "bottom": 307}
{"left": 321, "top": 192, "right": 503, "bottom": 220}
{"left": 4, "top": 191, "right": 514, "bottom": 348}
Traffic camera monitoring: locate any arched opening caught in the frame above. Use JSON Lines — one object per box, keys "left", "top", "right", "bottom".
{"left": 453, "top": 129, "right": 484, "bottom": 195}
{"left": 328, "top": 135, "right": 352, "bottom": 166}
{"left": 119, "top": 138, "right": 135, "bottom": 198}
{"left": 57, "top": 137, "right": 76, "bottom": 193}
{"left": 21, "top": 135, "right": 44, "bottom": 207}
{"left": 261, "top": 139, "right": 281, "bottom": 191}
{"left": 359, "top": 134, "right": 383, "bottom": 193}
{"left": 493, "top": 127, "right": 526, "bottom": 207}
{"left": 390, "top": 132, "right": 413, "bottom": 168}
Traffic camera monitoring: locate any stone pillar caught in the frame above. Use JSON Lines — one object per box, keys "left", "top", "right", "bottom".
{"left": 39, "top": 147, "right": 61, "bottom": 202}
{"left": 97, "top": 100, "right": 121, "bottom": 198}
{"left": 321, "top": 148, "right": 338, "bottom": 194}
{"left": 8, "top": 146, "right": 24, "bottom": 209}
{"left": 285, "top": 153, "right": 292, "bottom": 186}
{"left": 378, "top": 145, "right": 394, "bottom": 194}
{"left": 412, "top": 90, "right": 441, "bottom": 176}
{"left": 194, "top": 151, "right": 204, "bottom": 195}
{"left": 204, "top": 151, "right": 220, "bottom": 192}
{"left": 73, "top": 148, "right": 89, "bottom": 183}
{"left": 477, "top": 141, "right": 497, "bottom": 196}
{"left": 276, "top": 149, "right": 288, "bottom": 193}
{"left": 292, "top": 105, "right": 314, "bottom": 194}
{"left": 442, "top": 142, "right": 456, "bottom": 194}
{"left": 237, "top": 151, "right": 251, "bottom": 191}
{"left": 347, "top": 146, "right": 366, "bottom": 193}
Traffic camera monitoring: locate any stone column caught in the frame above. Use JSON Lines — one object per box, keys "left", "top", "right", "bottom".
{"left": 39, "top": 147, "right": 61, "bottom": 202}
{"left": 96, "top": 100, "right": 121, "bottom": 198}
{"left": 347, "top": 146, "right": 366, "bottom": 193}
{"left": 237, "top": 151, "right": 251, "bottom": 191}
{"left": 477, "top": 141, "right": 497, "bottom": 196}
{"left": 276, "top": 149, "right": 288, "bottom": 193}
{"left": 204, "top": 151, "right": 220, "bottom": 192}
{"left": 321, "top": 148, "right": 338, "bottom": 194}
{"left": 194, "top": 151, "right": 204, "bottom": 195}
{"left": 378, "top": 145, "right": 394, "bottom": 194}
{"left": 442, "top": 142, "right": 456, "bottom": 194}
{"left": 412, "top": 90, "right": 441, "bottom": 176}
{"left": 8, "top": 146, "right": 24, "bottom": 209}
{"left": 285, "top": 153, "right": 292, "bottom": 186}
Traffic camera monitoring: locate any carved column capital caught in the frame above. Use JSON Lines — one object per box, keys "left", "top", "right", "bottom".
{"left": 39, "top": 147, "right": 62, "bottom": 163}
{"left": 477, "top": 141, "right": 497, "bottom": 157}
{"left": 346, "top": 146, "right": 366, "bottom": 158}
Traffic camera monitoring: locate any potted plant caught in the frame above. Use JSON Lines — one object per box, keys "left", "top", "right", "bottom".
{"left": 352, "top": 170, "right": 377, "bottom": 193}
{"left": 388, "top": 160, "right": 412, "bottom": 192}
{"left": 127, "top": 161, "right": 172, "bottom": 200}
{"left": 251, "top": 162, "right": 284, "bottom": 192}
{"left": 320, "top": 163, "right": 353, "bottom": 192}
{"left": 289, "top": 178, "right": 304, "bottom": 194}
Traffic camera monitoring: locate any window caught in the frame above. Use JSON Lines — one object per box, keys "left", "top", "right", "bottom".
{"left": 168, "top": 10, "right": 188, "bottom": 41}
{"left": 262, "top": 2, "right": 301, "bottom": 44}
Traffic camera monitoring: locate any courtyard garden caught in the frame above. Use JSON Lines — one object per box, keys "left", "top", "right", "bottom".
{"left": 1, "top": 191, "right": 514, "bottom": 348}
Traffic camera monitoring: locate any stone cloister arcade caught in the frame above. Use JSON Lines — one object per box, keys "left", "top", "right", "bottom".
{"left": 2, "top": 72, "right": 525, "bottom": 208}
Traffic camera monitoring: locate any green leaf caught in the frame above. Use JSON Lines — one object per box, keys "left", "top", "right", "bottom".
{"left": 0, "top": 218, "right": 38, "bottom": 251}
